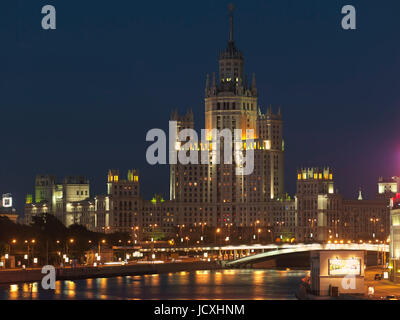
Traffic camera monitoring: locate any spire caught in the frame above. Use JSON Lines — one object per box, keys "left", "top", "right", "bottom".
{"left": 229, "top": 3, "right": 234, "bottom": 42}
{"left": 251, "top": 73, "right": 256, "bottom": 88}
{"left": 205, "top": 73, "right": 210, "bottom": 96}
{"left": 219, "top": 4, "right": 243, "bottom": 61}
{"left": 251, "top": 72, "right": 257, "bottom": 96}
{"left": 358, "top": 187, "right": 363, "bottom": 200}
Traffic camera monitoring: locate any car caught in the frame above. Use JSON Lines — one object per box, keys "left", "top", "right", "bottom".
{"left": 386, "top": 295, "right": 397, "bottom": 300}
{"left": 375, "top": 274, "right": 383, "bottom": 280}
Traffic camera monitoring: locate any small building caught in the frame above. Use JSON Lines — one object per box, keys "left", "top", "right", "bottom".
{"left": 310, "top": 250, "right": 365, "bottom": 296}
{"left": 0, "top": 194, "right": 19, "bottom": 223}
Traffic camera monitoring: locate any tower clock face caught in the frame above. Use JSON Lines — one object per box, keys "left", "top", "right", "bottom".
{"left": 2, "top": 197, "right": 12, "bottom": 208}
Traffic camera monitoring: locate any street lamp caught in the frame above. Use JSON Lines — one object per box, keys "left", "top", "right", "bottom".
{"left": 24, "top": 239, "right": 35, "bottom": 267}
{"left": 276, "top": 221, "right": 285, "bottom": 241}
{"left": 9, "top": 239, "right": 17, "bottom": 257}
{"left": 132, "top": 226, "right": 140, "bottom": 243}
{"left": 331, "top": 219, "right": 340, "bottom": 238}
{"left": 199, "top": 222, "right": 207, "bottom": 242}
{"left": 309, "top": 218, "right": 317, "bottom": 240}
{"left": 370, "top": 217, "right": 379, "bottom": 239}
{"left": 267, "top": 228, "right": 273, "bottom": 243}
{"left": 215, "top": 228, "right": 221, "bottom": 245}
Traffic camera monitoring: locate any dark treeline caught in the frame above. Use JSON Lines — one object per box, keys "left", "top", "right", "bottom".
{"left": 0, "top": 214, "right": 130, "bottom": 265}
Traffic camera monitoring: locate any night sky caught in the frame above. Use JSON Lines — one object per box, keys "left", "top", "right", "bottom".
{"left": 1, "top": 0, "right": 400, "bottom": 213}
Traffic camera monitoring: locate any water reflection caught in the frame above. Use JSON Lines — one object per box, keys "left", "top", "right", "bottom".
{"left": 0, "top": 269, "right": 306, "bottom": 300}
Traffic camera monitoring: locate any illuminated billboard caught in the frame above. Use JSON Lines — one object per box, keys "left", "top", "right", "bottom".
{"left": 328, "top": 258, "right": 361, "bottom": 276}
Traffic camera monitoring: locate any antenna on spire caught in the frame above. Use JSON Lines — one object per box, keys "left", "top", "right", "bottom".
{"left": 229, "top": 3, "right": 235, "bottom": 42}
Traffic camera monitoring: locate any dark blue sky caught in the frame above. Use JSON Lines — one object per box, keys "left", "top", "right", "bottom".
{"left": 1, "top": 0, "right": 400, "bottom": 212}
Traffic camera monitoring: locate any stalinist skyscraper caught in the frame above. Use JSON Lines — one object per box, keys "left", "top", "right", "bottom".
{"left": 170, "top": 6, "right": 285, "bottom": 226}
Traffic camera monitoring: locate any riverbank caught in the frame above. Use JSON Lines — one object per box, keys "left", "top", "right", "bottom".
{"left": 0, "top": 261, "right": 220, "bottom": 285}
{"left": 295, "top": 283, "right": 367, "bottom": 300}
{"left": 296, "top": 267, "right": 400, "bottom": 300}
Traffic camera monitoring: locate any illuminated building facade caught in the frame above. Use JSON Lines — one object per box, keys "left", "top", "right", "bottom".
{"left": 295, "top": 167, "right": 336, "bottom": 242}
{"left": 105, "top": 169, "right": 142, "bottom": 233}
{"left": 24, "top": 175, "right": 94, "bottom": 229}
{"left": 378, "top": 176, "right": 400, "bottom": 199}
{"left": 295, "top": 167, "right": 390, "bottom": 243}
{"left": 390, "top": 193, "right": 400, "bottom": 282}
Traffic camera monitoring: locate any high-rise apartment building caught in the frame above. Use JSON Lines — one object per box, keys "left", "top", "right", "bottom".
{"left": 170, "top": 7, "right": 285, "bottom": 229}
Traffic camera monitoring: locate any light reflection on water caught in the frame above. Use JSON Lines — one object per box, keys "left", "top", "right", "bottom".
{"left": 0, "top": 269, "right": 307, "bottom": 300}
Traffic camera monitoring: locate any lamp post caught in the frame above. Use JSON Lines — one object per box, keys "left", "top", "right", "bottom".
{"left": 24, "top": 240, "right": 29, "bottom": 268}
{"left": 331, "top": 219, "right": 340, "bottom": 239}
{"left": 199, "top": 222, "right": 206, "bottom": 242}
{"left": 253, "top": 220, "right": 260, "bottom": 243}
{"left": 276, "top": 221, "right": 285, "bottom": 241}
{"left": 9, "top": 239, "right": 16, "bottom": 256}
{"left": 65, "top": 238, "right": 74, "bottom": 264}
{"left": 132, "top": 226, "right": 140, "bottom": 244}
{"left": 215, "top": 228, "right": 221, "bottom": 245}
{"left": 99, "top": 239, "right": 106, "bottom": 262}
{"left": 370, "top": 217, "right": 379, "bottom": 239}
{"left": 25, "top": 239, "right": 35, "bottom": 268}
{"left": 267, "top": 228, "right": 273, "bottom": 243}
{"left": 225, "top": 223, "right": 233, "bottom": 243}
{"left": 309, "top": 218, "right": 317, "bottom": 240}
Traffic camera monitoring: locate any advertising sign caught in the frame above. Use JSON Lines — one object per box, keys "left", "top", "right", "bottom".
{"left": 328, "top": 258, "right": 361, "bottom": 276}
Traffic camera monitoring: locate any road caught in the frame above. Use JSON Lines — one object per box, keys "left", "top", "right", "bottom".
{"left": 364, "top": 267, "right": 400, "bottom": 299}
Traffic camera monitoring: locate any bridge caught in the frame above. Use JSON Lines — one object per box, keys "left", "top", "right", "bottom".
{"left": 224, "top": 243, "right": 389, "bottom": 267}
{"left": 113, "top": 243, "right": 388, "bottom": 263}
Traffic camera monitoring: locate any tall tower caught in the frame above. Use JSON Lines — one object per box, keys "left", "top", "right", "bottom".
{"left": 205, "top": 4, "right": 258, "bottom": 137}
{"left": 169, "top": 6, "right": 286, "bottom": 227}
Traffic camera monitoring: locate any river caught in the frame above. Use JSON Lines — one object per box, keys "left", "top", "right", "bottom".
{"left": 0, "top": 269, "right": 308, "bottom": 300}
